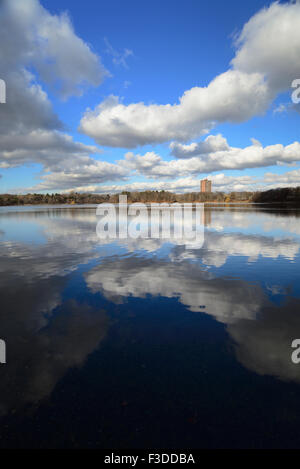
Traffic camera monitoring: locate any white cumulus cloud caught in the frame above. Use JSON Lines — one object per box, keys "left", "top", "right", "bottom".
{"left": 79, "top": 2, "right": 300, "bottom": 148}
{"left": 119, "top": 139, "right": 300, "bottom": 178}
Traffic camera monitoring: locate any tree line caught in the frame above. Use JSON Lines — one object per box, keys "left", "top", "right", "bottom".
{"left": 252, "top": 187, "right": 300, "bottom": 203}
{"left": 0, "top": 190, "right": 256, "bottom": 206}
{"left": 1, "top": 187, "right": 299, "bottom": 206}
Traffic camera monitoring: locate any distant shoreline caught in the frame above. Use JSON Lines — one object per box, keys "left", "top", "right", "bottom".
{"left": 1, "top": 187, "right": 300, "bottom": 206}
{"left": 1, "top": 202, "right": 300, "bottom": 209}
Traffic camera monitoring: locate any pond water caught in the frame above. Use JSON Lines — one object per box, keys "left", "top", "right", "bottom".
{"left": 0, "top": 204, "right": 300, "bottom": 448}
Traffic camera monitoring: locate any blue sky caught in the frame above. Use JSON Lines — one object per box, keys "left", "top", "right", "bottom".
{"left": 1, "top": 0, "right": 300, "bottom": 193}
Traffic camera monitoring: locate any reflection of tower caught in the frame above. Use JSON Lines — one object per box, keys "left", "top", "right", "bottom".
{"left": 200, "top": 179, "right": 212, "bottom": 193}
{"left": 202, "top": 209, "right": 212, "bottom": 226}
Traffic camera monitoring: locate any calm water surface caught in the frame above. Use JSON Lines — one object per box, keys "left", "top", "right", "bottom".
{"left": 0, "top": 205, "right": 300, "bottom": 448}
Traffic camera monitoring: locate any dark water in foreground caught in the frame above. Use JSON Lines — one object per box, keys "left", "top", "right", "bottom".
{"left": 1, "top": 204, "right": 300, "bottom": 448}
